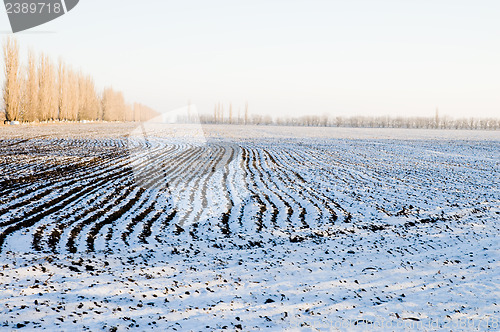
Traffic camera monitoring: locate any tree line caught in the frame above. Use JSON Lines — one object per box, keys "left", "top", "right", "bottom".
{"left": 2, "top": 37, "right": 158, "bottom": 123}
{"left": 196, "top": 103, "right": 499, "bottom": 130}
{"left": 275, "top": 114, "right": 499, "bottom": 130}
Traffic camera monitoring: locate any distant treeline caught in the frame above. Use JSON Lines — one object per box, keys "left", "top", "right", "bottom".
{"left": 2, "top": 37, "right": 158, "bottom": 123}
{"left": 195, "top": 103, "right": 499, "bottom": 130}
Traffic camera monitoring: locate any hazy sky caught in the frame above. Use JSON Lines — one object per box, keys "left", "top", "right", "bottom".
{"left": 1, "top": 0, "right": 499, "bottom": 118}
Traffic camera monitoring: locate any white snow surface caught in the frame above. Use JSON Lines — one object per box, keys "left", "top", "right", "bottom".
{"left": 0, "top": 124, "right": 498, "bottom": 331}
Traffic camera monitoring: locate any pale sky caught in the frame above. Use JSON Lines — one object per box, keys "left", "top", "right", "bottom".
{"left": 1, "top": 0, "right": 499, "bottom": 118}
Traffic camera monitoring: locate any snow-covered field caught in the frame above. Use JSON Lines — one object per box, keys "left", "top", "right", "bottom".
{"left": 0, "top": 123, "right": 498, "bottom": 331}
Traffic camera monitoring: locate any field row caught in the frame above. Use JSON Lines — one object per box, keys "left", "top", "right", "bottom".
{"left": 0, "top": 135, "right": 497, "bottom": 254}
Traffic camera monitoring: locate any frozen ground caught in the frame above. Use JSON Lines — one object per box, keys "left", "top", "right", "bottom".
{"left": 0, "top": 123, "right": 498, "bottom": 331}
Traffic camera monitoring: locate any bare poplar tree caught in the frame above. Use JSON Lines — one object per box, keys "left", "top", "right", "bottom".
{"left": 23, "top": 50, "right": 39, "bottom": 122}
{"left": 77, "top": 74, "right": 100, "bottom": 120}
{"left": 132, "top": 102, "right": 158, "bottom": 122}
{"left": 2, "top": 37, "right": 22, "bottom": 122}
{"left": 244, "top": 101, "right": 249, "bottom": 125}
{"left": 66, "top": 68, "right": 79, "bottom": 121}
{"left": 48, "top": 60, "right": 58, "bottom": 120}
{"left": 124, "top": 103, "right": 133, "bottom": 122}
{"left": 57, "top": 59, "right": 71, "bottom": 120}
{"left": 85, "top": 76, "right": 100, "bottom": 120}
{"left": 37, "top": 53, "right": 54, "bottom": 121}
{"left": 102, "top": 87, "right": 126, "bottom": 121}
{"left": 133, "top": 102, "right": 140, "bottom": 122}
{"left": 101, "top": 87, "right": 114, "bottom": 121}
{"left": 219, "top": 103, "right": 224, "bottom": 123}
{"left": 77, "top": 72, "right": 87, "bottom": 120}
{"left": 115, "top": 91, "right": 126, "bottom": 121}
